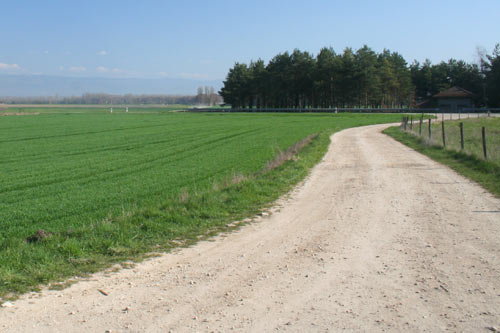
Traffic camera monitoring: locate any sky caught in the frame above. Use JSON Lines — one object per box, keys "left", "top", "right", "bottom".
{"left": 1, "top": 0, "right": 499, "bottom": 82}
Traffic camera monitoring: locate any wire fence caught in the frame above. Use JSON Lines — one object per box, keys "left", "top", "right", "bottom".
{"left": 187, "top": 107, "right": 439, "bottom": 113}
{"left": 400, "top": 114, "right": 500, "bottom": 162}
{"left": 186, "top": 107, "right": 500, "bottom": 114}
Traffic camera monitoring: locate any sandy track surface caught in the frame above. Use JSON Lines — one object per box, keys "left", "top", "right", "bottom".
{"left": 1, "top": 124, "right": 500, "bottom": 332}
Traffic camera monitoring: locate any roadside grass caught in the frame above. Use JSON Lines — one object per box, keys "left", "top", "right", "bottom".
{"left": 384, "top": 120, "right": 500, "bottom": 197}
{"left": 0, "top": 112, "right": 401, "bottom": 299}
{"left": 404, "top": 117, "right": 500, "bottom": 162}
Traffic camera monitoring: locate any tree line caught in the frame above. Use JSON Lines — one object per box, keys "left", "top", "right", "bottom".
{"left": 196, "top": 86, "right": 223, "bottom": 106}
{"left": 0, "top": 93, "right": 197, "bottom": 105}
{"left": 0, "top": 87, "right": 221, "bottom": 106}
{"left": 220, "top": 44, "right": 500, "bottom": 109}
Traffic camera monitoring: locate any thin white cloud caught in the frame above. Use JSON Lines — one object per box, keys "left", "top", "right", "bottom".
{"left": 158, "top": 71, "right": 169, "bottom": 77}
{"left": 43, "top": 50, "right": 49, "bottom": 54}
{"left": 68, "top": 66, "right": 87, "bottom": 72}
{"left": 96, "top": 66, "right": 122, "bottom": 73}
{"left": 0, "top": 63, "right": 21, "bottom": 70}
{"left": 97, "top": 50, "right": 109, "bottom": 56}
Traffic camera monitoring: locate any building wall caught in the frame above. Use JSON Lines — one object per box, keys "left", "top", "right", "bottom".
{"left": 437, "top": 98, "right": 472, "bottom": 112}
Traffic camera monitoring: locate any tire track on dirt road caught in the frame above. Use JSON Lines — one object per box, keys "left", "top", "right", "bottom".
{"left": 1, "top": 123, "right": 499, "bottom": 332}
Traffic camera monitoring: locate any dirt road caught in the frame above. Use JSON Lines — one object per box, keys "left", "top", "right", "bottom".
{"left": 1, "top": 124, "right": 499, "bottom": 332}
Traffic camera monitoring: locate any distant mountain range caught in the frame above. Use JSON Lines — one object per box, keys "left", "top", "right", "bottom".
{"left": 0, "top": 75, "right": 223, "bottom": 97}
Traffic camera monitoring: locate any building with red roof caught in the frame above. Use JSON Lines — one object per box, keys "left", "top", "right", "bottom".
{"left": 433, "top": 86, "right": 474, "bottom": 112}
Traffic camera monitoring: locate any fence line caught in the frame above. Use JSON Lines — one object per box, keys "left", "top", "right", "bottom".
{"left": 400, "top": 116, "right": 497, "bottom": 161}
{"left": 482, "top": 127, "right": 488, "bottom": 160}
{"left": 186, "top": 107, "right": 500, "bottom": 115}
{"left": 187, "top": 107, "right": 442, "bottom": 113}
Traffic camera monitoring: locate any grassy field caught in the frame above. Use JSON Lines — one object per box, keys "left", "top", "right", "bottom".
{"left": 385, "top": 117, "right": 500, "bottom": 197}
{"left": 0, "top": 111, "right": 401, "bottom": 297}
{"left": 0, "top": 105, "right": 190, "bottom": 114}
{"left": 403, "top": 116, "right": 500, "bottom": 162}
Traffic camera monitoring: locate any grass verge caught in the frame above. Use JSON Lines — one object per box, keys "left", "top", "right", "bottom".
{"left": 404, "top": 117, "right": 500, "bottom": 162}
{"left": 384, "top": 126, "right": 500, "bottom": 197}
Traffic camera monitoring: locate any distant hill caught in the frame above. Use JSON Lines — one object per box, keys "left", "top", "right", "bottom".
{"left": 0, "top": 75, "right": 223, "bottom": 97}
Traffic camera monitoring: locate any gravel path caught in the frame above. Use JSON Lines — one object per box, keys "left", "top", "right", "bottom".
{"left": 1, "top": 123, "right": 499, "bottom": 332}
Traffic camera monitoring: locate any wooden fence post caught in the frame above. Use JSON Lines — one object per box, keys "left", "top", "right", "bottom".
{"left": 442, "top": 121, "right": 446, "bottom": 147}
{"left": 410, "top": 116, "right": 413, "bottom": 131}
{"left": 419, "top": 117, "right": 423, "bottom": 136}
{"left": 482, "top": 127, "right": 487, "bottom": 159}
{"left": 428, "top": 118, "right": 432, "bottom": 139}
{"left": 459, "top": 122, "right": 464, "bottom": 150}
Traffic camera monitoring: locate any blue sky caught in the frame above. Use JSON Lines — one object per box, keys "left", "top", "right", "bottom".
{"left": 1, "top": 0, "right": 499, "bottom": 81}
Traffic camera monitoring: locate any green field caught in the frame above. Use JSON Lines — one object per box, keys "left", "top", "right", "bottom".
{"left": 0, "top": 111, "right": 401, "bottom": 297}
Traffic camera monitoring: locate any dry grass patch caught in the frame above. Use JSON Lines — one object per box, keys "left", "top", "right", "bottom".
{"left": 179, "top": 189, "right": 190, "bottom": 203}
{"left": 263, "top": 134, "right": 318, "bottom": 172}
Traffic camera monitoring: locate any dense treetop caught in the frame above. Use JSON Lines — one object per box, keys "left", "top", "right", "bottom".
{"left": 220, "top": 44, "right": 500, "bottom": 109}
